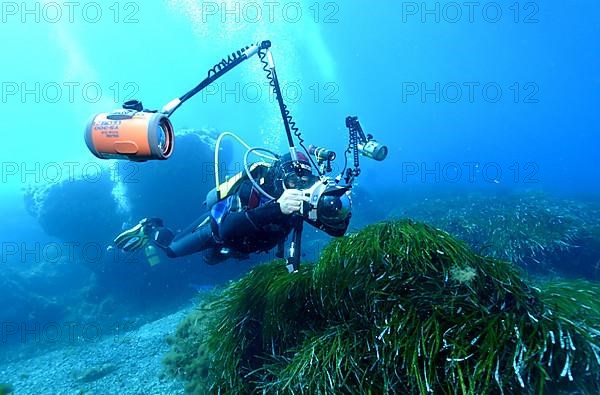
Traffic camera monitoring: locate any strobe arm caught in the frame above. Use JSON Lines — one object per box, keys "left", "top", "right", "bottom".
{"left": 344, "top": 116, "right": 388, "bottom": 184}
{"left": 345, "top": 116, "right": 362, "bottom": 184}
{"left": 161, "top": 41, "right": 272, "bottom": 117}
{"left": 286, "top": 217, "right": 304, "bottom": 273}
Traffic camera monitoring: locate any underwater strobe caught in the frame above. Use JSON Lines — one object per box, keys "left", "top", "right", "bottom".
{"left": 85, "top": 100, "right": 174, "bottom": 161}
{"left": 346, "top": 116, "right": 388, "bottom": 162}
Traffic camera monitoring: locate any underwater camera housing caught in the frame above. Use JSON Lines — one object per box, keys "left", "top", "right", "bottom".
{"left": 85, "top": 100, "right": 174, "bottom": 162}
{"left": 300, "top": 179, "right": 352, "bottom": 235}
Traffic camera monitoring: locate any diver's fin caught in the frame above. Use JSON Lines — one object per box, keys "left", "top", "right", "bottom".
{"left": 114, "top": 223, "right": 150, "bottom": 252}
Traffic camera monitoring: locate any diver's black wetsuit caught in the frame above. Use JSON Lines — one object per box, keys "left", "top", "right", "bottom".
{"left": 152, "top": 180, "right": 294, "bottom": 262}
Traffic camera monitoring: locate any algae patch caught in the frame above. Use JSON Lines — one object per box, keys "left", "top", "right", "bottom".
{"left": 0, "top": 383, "right": 14, "bottom": 395}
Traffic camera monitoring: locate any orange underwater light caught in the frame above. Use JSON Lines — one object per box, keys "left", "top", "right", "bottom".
{"left": 84, "top": 100, "right": 174, "bottom": 161}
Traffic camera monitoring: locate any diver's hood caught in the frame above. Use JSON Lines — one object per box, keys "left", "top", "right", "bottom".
{"left": 278, "top": 152, "right": 312, "bottom": 175}
{"left": 271, "top": 152, "right": 315, "bottom": 197}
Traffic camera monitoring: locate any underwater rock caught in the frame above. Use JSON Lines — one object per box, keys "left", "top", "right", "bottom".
{"left": 0, "top": 270, "right": 64, "bottom": 329}
{"left": 19, "top": 256, "right": 92, "bottom": 297}
{"left": 74, "top": 363, "right": 118, "bottom": 383}
{"left": 23, "top": 167, "right": 124, "bottom": 244}
{"left": 166, "top": 220, "right": 600, "bottom": 394}
{"left": 22, "top": 168, "right": 128, "bottom": 294}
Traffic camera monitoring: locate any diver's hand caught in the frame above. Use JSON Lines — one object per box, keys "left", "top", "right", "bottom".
{"left": 277, "top": 189, "right": 308, "bottom": 215}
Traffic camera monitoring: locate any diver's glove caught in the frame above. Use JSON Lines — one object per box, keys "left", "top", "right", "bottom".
{"left": 114, "top": 218, "right": 163, "bottom": 252}
{"left": 277, "top": 189, "right": 308, "bottom": 215}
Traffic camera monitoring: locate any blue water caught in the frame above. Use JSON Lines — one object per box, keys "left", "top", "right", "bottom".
{"left": 1, "top": 1, "right": 599, "bottom": 390}
{"left": 1, "top": 1, "right": 598, "bottom": 197}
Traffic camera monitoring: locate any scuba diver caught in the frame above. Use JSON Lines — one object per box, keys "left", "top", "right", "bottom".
{"left": 113, "top": 151, "right": 351, "bottom": 266}
{"left": 85, "top": 40, "right": 387, "bottom": 272}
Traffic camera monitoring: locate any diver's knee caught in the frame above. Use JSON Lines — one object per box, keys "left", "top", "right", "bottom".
{"left": 165, "top": 248, "right": 178, "bottom": 258}
{"left": 153, "top": 227, "right": 175, "bottom": 248}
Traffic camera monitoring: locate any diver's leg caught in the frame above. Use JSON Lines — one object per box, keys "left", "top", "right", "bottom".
{"left": 154, "top": 213, "right": 217, "bottom": 258}
{"left": 115, "top": 215, "right": 217, "bottom": 258}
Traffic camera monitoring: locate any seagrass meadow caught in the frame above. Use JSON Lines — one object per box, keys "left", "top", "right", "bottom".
{"left": 164, "top": 220, "right": 600, "bottom": 394}
{"left": 389, "top": 191, "right": 600, "bottom": 279}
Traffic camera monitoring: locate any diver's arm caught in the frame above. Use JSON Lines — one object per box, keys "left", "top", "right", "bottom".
{"left": 218, "top": 202, "right": 288, "bottom": 241}
{"left": 276, "top": 189, "right": 306, "bottom": 215}
{"left": 218, "top": 184, "right": 304, "bottom": 241}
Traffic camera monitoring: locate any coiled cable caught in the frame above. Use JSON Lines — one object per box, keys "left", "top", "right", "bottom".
{"left": 207, "top": 44, "right": 253, "bottom": 78}
{"left": 257, "top": 48, "right": 322, "bottom": 175}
